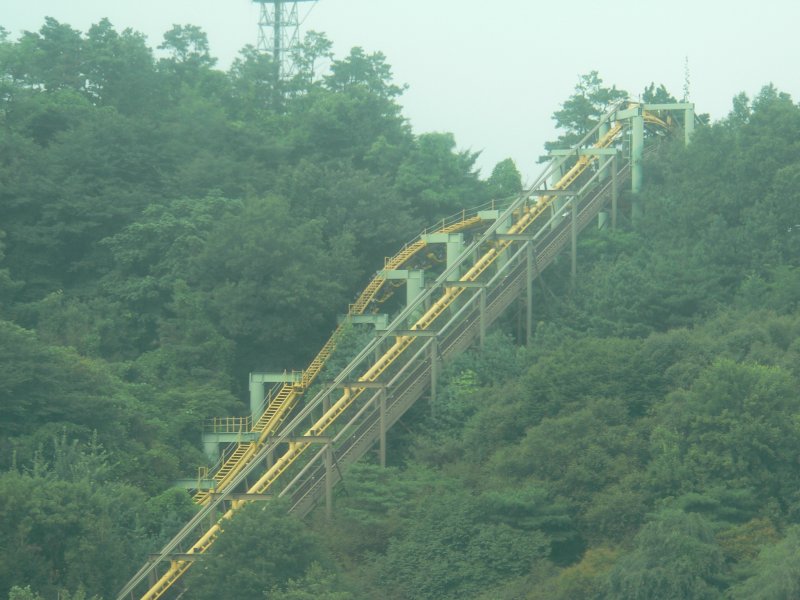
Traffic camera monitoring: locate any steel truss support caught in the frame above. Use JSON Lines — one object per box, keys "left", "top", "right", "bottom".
{"left": 571, "top": 197, "right": 578, "bottom": 280}
{"left": 612, "top": 152, "right": 619, "bottom": 230}
{"left": 378, "top": 389, "right": 387, "bottom": 467}
{"left": 325, "top": 443, "right": 333, "bottom": 519}
{"left": 430, "top": 336, "right": 439, "bottom": 404}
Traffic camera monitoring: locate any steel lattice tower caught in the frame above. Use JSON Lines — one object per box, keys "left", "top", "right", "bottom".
{"left": 254, "top": 0, "right": 316, "bottom": 81}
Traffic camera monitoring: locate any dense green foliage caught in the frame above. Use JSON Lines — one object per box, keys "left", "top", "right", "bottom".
{"left": 3, "top": 16, "right": 800, "bottom": 600}
{"left": 0, "top": 18, "right": 495, "bottom": 599}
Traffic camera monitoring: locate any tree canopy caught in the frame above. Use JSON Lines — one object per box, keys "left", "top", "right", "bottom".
{"left": 3, "top": 15, "right": 800, "bottom": 600}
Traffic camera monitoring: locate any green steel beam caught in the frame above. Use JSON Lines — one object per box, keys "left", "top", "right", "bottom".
{"left": 631, "top": 113, "right": 644, "bottom": 195}
{"left": 250, "top": 372, "right": 302, "bottom": 384}
{"left": 614, "top": 106, "right": 642, "bottom": 120}
{"left": 421, "top": 232, "right": 463, "bottom": 244}
{"left": 203, "top": 431, "right": 259, "bottom": 444}
{"left": 380, "top": 269, "right": 411, "bottom": 279}
{"left": 643, "top": 102, "right": 693, "bottom": 110}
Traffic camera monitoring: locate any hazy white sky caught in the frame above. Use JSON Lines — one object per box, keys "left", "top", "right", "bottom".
{"left": 3, "top": 0, "right": 799, "bottom": 182}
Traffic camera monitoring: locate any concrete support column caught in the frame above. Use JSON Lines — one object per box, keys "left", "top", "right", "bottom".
{"left": 446, "top": 234, "right": 465, "bottom": 281}
{"left": 406, "top": 270, "right": 424, "bottom": 306}
{"left": 249, "top": 375, "right": 266, "bottom": 423}
{"left": 203, "top": 440, "right": 219, "bottom": 464}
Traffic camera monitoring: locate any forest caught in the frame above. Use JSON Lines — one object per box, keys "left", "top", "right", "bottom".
{"left": 2, "top": 16, "right": 800, "bottom": 600}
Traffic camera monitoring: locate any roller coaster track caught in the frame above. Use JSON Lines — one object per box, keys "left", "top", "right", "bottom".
{"left": 191, "top": 205, "right": 497, "bottom": 505}
{"left": 118, "top": 101, "right": 687, "bottom": 600}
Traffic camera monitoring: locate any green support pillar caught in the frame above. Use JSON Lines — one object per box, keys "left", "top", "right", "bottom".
{"left": 477, "top": 210, "right": 512, "bottom": 270}
{"left": 631, "top": 110, "right": 644, "bottom": 225}
{"left": 526, "top": 243, "right": 533, "bottom": 345}
{"left": 203, "top": 440, "right": 219, "bottom": 464}
{"left": 548, "top": 160, "right": 567, "bottom": 230}
{"left": 406, "top": 270, "right": 424, "bottom": 306}
{"left": 249, "top": 374, "right": 266, "bottom": 423}
{"left": 611, "top": 152, "right": 619, "bottom": 230}
{"left": 570, "top": 197, "right": 578, "bottom": 281}
{"left": 631, "top": 110, "right": 644, "bottom": 194}
{"left": 422, "top": 233, "right": 465, "bottom": 282}
{"left": 378, "top": 390, "right": 387, "bottom": 468}
{"left": 479, "top": 287, "right": 487, "bottom": 348}
{"left": 325, "top": 442, "right": 333, "bottom": 520}
{"left": 429, "top": 337, "right": 438, "bottom": 404}
{"left": 598, "top": 121, "right": 610, "bottom": 183}
{"left": 249, "top": 371, "right": 302, "bottom": 422}
{"left": 381, "top": 269, "right": 425, "bottom": 307}
{"left": 446, "top": 236, "right": 464, "bottom": 271}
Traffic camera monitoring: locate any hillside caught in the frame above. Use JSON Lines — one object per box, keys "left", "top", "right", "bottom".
{"left": 2, "top": 19, "right": 800, "bottom": 600}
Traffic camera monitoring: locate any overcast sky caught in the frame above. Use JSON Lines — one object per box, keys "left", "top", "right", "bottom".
{"left": 3, "top": 0, "right": 799, "bottom": 182}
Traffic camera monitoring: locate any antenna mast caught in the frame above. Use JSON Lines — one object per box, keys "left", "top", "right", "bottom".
{"left": 682, "top": 56, "right": 691, "bottom": 101}
{"left": 253, "top": 0, "right": 316, "bottom": 81}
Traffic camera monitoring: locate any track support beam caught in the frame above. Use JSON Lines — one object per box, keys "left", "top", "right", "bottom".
{"left": 526, "top": 243, "right": 534, "bottom": 345}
